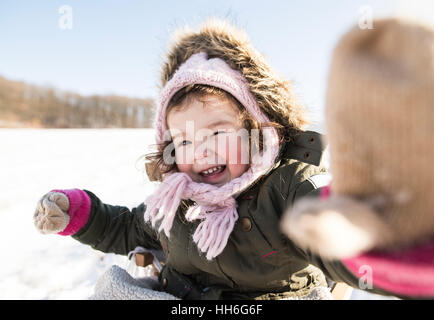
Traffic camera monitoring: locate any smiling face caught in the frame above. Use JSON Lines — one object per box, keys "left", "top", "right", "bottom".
{"left": 166, "top": 94, "right": 250, "bottom": 186}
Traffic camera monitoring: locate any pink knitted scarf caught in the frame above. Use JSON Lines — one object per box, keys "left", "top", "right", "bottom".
{"left": 144, "top": 52, "right": 280, "bottom": 260}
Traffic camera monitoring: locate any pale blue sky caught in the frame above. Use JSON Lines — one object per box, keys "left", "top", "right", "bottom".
{"left": 0, "top": 0, "right": 429, "bottom": 127}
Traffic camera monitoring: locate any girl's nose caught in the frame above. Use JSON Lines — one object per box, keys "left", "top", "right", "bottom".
{"left": 194, "top": 143, "right": 210, "bottom": 161}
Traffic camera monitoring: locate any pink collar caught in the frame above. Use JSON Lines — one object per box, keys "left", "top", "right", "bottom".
{"left": 321, "top": 186, "right": 434, "bottom": 298}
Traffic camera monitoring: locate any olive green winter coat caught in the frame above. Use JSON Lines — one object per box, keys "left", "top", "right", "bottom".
{"left": 72, "top": 131, "right": 376, "bottom": 299}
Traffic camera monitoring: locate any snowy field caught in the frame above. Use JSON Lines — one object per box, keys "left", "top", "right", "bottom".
{"left": 0, "top": 129, "right": 395, "bottom": 300}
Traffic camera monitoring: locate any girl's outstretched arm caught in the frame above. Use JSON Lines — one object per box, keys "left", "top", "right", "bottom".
{"left": 73, "top": 190, "right": 162, "bottom": 255}
{"left": 34, "top": 189, "right": 162, "bottom": 256}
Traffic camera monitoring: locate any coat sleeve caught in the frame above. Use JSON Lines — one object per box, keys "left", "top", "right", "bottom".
{"left": 71, "top": 190, "right": 162, "bottom": 255}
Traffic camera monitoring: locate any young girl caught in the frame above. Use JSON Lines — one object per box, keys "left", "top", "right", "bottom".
{"left": 33, "top": 19, "right": 379, "bottom": 300}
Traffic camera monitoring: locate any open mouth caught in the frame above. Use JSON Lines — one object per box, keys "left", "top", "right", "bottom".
{"left": 199, "top": 165, "right": 226, "bottom": 177}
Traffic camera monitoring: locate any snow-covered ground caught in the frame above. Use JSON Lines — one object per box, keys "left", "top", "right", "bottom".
{"left": 0, "top": 129, "right": 396, "bottom": 300}
{"left": 0, "top": 129, "right": 156, "bottom": 299}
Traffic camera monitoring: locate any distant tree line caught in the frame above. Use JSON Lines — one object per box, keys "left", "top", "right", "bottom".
{"left": 0, "top": 75, "right": 155, "bottom": 128}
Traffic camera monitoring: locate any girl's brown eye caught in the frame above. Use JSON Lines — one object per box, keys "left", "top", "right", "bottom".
{"left": 178, "top": 140, "right": 191, "bottom": 147}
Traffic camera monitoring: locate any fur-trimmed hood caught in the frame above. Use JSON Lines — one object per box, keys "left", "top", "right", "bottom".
{"left": 158, "top": 18, "right": 308, "bottom": 135}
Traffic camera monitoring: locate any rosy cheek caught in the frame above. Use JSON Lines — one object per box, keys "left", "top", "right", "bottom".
{"left": 227, "top": 163, "right": 249, "bottom": 179}
{"left": 223, "top": 135, "right": 249, "bottom": 165}
{"left": 176, "top": 163, "right": 191, "bottom": 174}
{"left": 174, "top": 146, "right": 195, "bottom": 166}
{"left": 238, "top": 136, "right": 250, "bottom": 165}
{"left": 224, "top": 135, "right": 250, "bottom": 179}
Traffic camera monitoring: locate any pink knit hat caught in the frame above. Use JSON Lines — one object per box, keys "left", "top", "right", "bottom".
{"left": 144, "top": 52, "right": 280, "bottom": 260}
